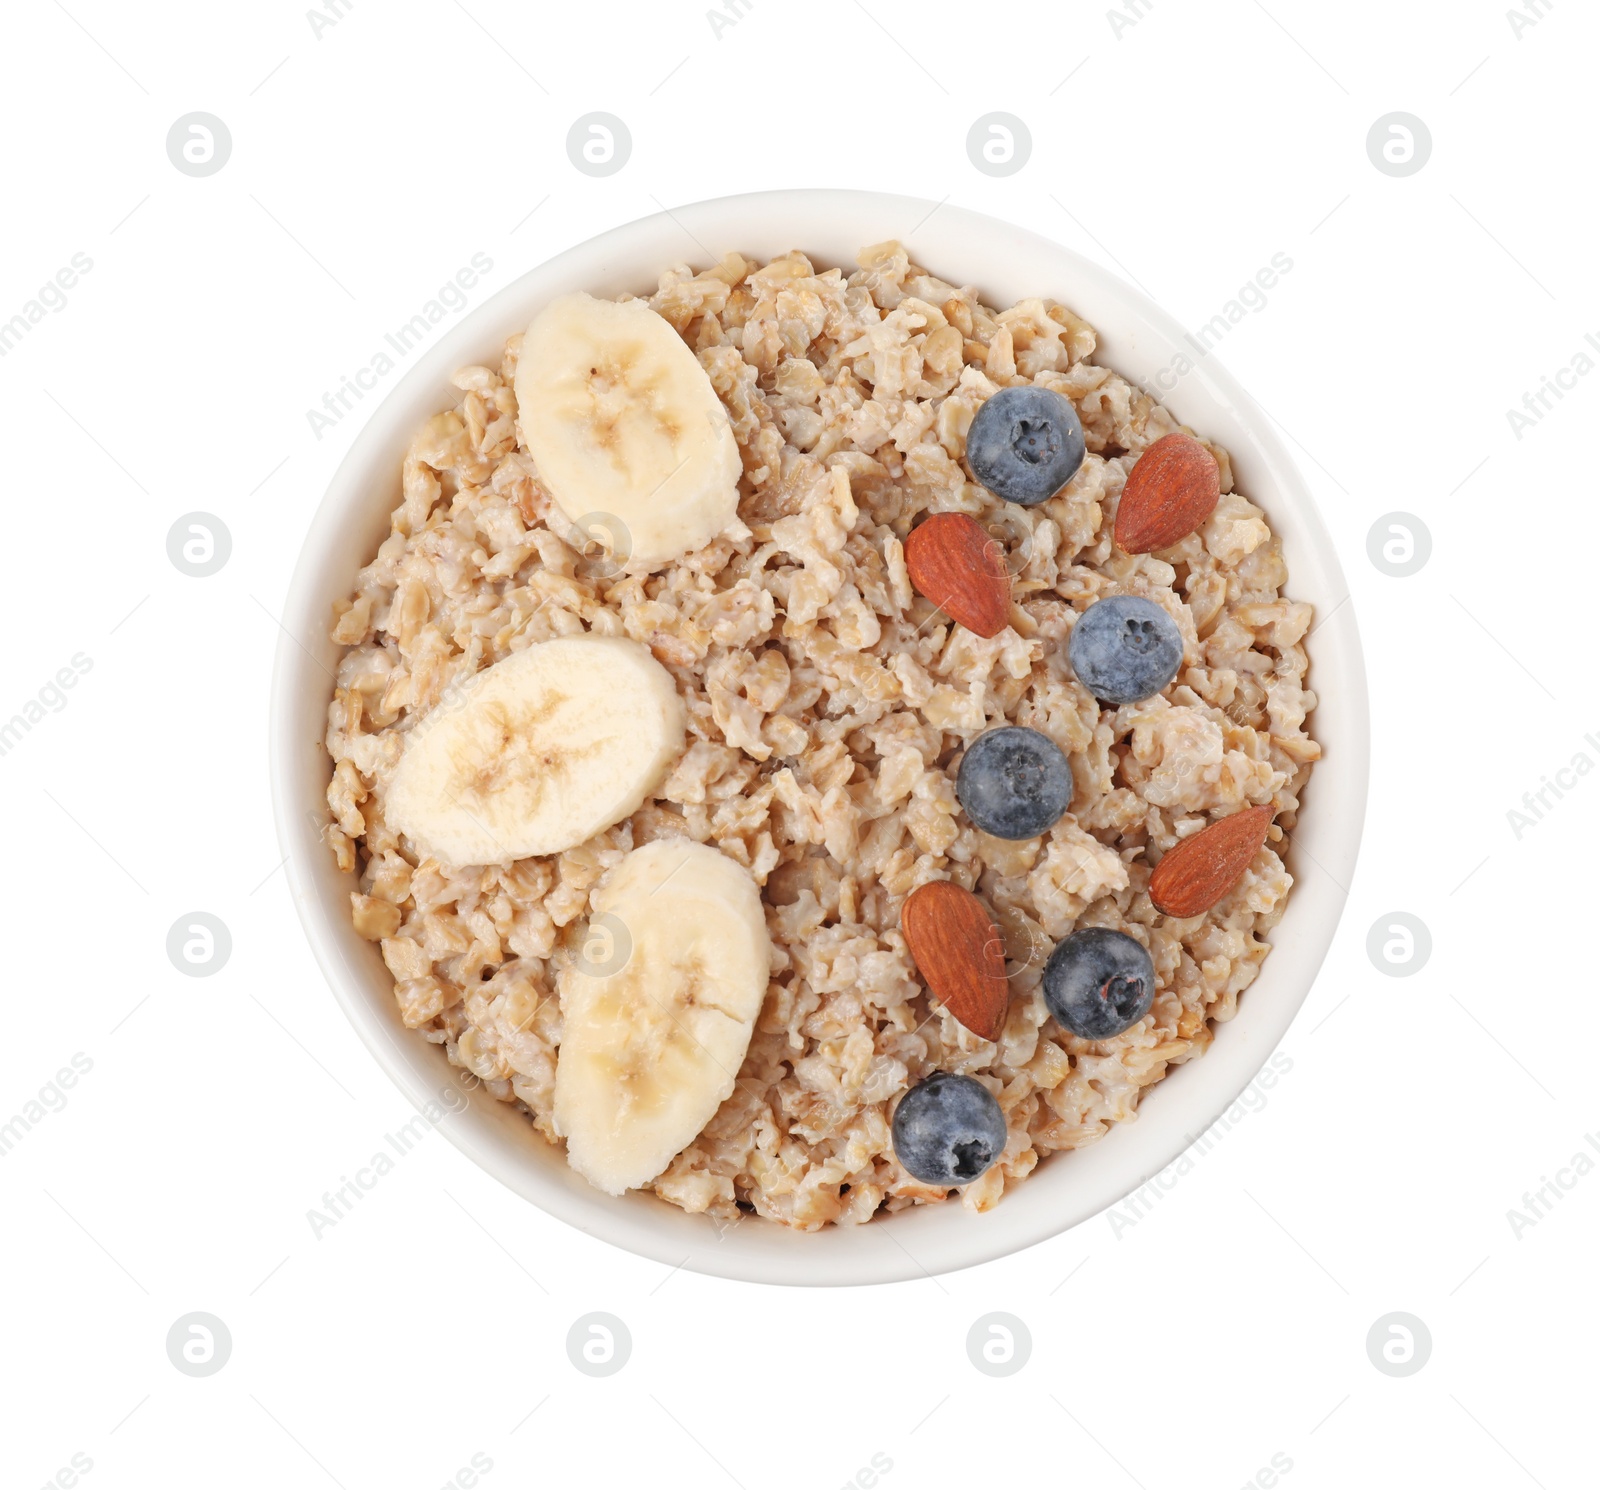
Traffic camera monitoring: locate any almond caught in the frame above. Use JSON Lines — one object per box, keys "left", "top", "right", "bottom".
{"left": 904, "top": 513, "right": 1010, "bottom": 638}
{"left": 1148, "top": 804, "right": 1275, "bottom": 918}
{"left": 1114, "top": 432, "right": 1221, "bottom": 554}
{"left": 900, "top": 880, "right": 1009, "bottom": 1041}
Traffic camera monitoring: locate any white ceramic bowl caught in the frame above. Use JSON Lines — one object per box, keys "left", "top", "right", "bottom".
{"left": 270, "top": 189, "right": 1368, "bottom": 1286}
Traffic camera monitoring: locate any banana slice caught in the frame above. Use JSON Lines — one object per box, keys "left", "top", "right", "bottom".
{"left": 385, "top": 636, "right": 686, "bottom": 867}
{"left": 554, "top": 839, "right": 772, "bottom": 1195}
{"left": 513, "top": 292, "right": 744, "bottom": 568}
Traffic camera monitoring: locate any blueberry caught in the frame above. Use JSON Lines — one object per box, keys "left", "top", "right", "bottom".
{"left": 956, "top": 726, "right": 1073, "bottom": 841}
{"left": 966, "top": 385, "right": 1086, "bottom": 507}
{"left": 1068, "top": 595, "right": 1183, "bottom": 705}
{"left": 1042, "top": 927, "right": 1155, "bottom": 1041}
{"left": 891, "top": 1072, "right": 1007, "bottom": 1186}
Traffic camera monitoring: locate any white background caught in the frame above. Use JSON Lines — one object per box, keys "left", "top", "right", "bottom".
{"left": 2, "top": 0, "right": 1594, "bottom": 1486}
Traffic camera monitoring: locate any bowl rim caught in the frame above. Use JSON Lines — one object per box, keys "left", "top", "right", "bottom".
{"left": 269, "top": 187, "right": 1369, "bottom": 1286}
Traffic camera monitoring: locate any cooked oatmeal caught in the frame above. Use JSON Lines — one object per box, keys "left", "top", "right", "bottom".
{"left": 323, "top": 241, "right": 1320, "bottom": 1229}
